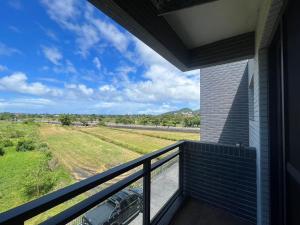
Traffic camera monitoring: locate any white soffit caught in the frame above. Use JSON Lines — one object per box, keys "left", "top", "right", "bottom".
{"left": 164, "top": 0, "right": 262, "bottom": 49}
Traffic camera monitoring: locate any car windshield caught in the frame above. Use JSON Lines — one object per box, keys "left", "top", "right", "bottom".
{"left": 107, "top": 199, "right": 117, "bottom": 208}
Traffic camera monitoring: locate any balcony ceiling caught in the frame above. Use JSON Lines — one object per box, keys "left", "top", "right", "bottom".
{"left": 164, "top": 0, "right": 261, "bottom": 48}
{"left": 89, "top": 0, "right": 264, "bottom": 70}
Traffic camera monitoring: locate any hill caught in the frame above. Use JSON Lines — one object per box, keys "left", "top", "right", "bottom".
{"left": 163, "top": 108, "right": 200, "bottom": 116}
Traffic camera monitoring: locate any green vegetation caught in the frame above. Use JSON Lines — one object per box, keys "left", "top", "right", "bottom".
{"left": 58, "top": 114, "right": 73, "bottom": 126}
{"left": 0, "top": 108, "right": 200, "bottom": 128}
{"left": 16, "top": 139, "right": 36, "bottom": 152}
{"left": 0, "top": 122, "right": 72, "bottom": 214}
{"left": 39, "top": 125, "right": 140, "bottom": 179}
{"left": 116, "top": 128, "right": 200, "bottom": 141}
{"left": 0, "top": 120, "right": 200, "bottom": 224}
{"left": 0, "top": 146, "right": 4, "bottom": 156}
{"left": 77, "top": 126, "right": 174, "bottom": 154}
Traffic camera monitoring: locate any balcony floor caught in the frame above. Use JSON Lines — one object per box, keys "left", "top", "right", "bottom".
{"left": 169, "top": 198, "right": 254, "bottom": 225}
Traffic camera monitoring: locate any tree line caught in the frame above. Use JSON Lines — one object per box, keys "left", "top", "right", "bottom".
{"left": 0, "top": 112, "right": 200, "bottom": 128}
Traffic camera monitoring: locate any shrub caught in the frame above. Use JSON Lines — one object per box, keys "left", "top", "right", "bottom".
{"left": 22, "top": 164, "right": 56, "bottom": 198}
{"left": 0, "top": 138, "right": 14, "bottom": 147}
{"left": 0, "top": 147, "right": 4, "bottom": 156}
{"left": 97, "top": 120, "right": 106, "bottom": 126}
{"left": 23, "top": 119, "right": 35, "bottom": 124}
{"left": 59, "top": 114, "right": 72, "bottom": 126}
{"left": 16, "top": 139, "right": 35, "bottom": 152}
{"left": 8, "top": 130, "right": 24, "bottom": 138}
{"left": 37, "top": 142, "right": 49, "bottom": 151}
{"left": 80, "top": 119, "right": 89, "bottom": 126}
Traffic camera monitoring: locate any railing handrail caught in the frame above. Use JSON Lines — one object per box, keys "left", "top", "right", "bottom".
{"left": 0, "top": 141, "right": 184, "bottom": 225}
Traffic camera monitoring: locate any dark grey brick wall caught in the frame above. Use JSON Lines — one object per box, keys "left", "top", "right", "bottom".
{"left": 182, "top": 141, "right": 257, "bottom": 224}
{"left": 200, "top": 60, "right": 249, "bottom": 146}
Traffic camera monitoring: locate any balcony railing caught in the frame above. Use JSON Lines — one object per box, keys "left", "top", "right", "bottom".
{"left": 0, "top": 141, "right": 256, "bottom": 225}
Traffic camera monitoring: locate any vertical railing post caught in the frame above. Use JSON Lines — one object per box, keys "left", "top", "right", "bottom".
{"left": 143, "top": 160, "right": 151, "bottom": 225}
{"left": 179, "top": 142, "right": 184, "bottom": 194}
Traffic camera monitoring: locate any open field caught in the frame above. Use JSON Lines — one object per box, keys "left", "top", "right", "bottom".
{"left": 0, "top": 122, "right": 72, "bottom": 213}
{"left": 76, "top": 126, "right": 175, "bottom": 154}
{"left": 39, "top": 125, "right": 140, "bottom": 180}
{"left": 116, "top": 128, "right": 200, "bottom": 141}
{"left": 0, "top": 122, "right": 200, "bottom": 224}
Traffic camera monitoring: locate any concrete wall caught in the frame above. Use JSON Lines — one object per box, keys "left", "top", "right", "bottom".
{"left": 252, "top": 1, "right": 284, "bottom": 224}
{"left": 200, "top": 60, "right": 249, "bottom": 146}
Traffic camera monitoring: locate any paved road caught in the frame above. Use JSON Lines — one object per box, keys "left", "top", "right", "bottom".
{"left": 130, "top": 162, "right": 179, "bottom": 224}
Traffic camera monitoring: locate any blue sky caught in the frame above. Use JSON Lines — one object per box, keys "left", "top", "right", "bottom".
{"left": 0, "top": 0, "right": 200, "bottom": 115}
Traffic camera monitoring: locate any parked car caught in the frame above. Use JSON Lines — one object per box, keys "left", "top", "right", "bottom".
{"left": 82, "top": 188, "right": 143, "bottom": 225}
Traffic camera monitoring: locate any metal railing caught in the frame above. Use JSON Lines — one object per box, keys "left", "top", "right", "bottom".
{"left": 0, "top": 141, "right": 184, "bottom": 225}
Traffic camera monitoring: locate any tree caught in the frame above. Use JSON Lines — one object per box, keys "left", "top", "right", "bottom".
{"left": 59, "top": 114, "right": 72, "bottom": 126}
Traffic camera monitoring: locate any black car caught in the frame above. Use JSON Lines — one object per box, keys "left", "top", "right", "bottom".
{"left": 82, "top": 188, "right": 143, "bottom": 225}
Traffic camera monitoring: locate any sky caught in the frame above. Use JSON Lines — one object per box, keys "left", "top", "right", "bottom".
{"left": 0, "top": 0, "right": 200, "bottom": 115}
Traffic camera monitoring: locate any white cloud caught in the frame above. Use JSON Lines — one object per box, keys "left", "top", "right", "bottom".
{"left": 127, "top": 64, "right": 200, "bottom": 103}
{"left": 53, "top": 60, "right": 77, "bottom": 74}
{"left": 0, "top": 65, "right": 8, "bottom": 72}
{"left": 0, "top": 98, "right": 55, "bottom": 113}
{"left": 0, "top": 42, "right": 21, "bottom": 56}
{"left": 90, "top": 17, "right": 130, "bottom": 53}
{"left": 99, "top": 84, "right": 116, "bottom": 92}
{"left": 78, "top": 84, "right": 94, "bottom": 96}
{"left": 41, "top": 0, "right": 132, "bottom": 57}
{"left": 65, "top": 83, "right": 94, "bottom": 96}
{"left": 41, "top": 0, "right": 79, "bottom": 22}
{"left": 0, "top": 72, "right": 63, "bottom": 96}
{"left": 42, "top": 46, "right": 63, "bottom": 65}
{"left": 93, "top": 57, "right": 101, "bottom": 70}
{"left": 36, "top": 0, "right": 200, "bottom": 114}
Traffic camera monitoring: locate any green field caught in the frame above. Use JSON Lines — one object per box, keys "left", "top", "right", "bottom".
{"left": 39, "top": 125, "right": 140, "bottom": 180}
{"left": 0, "top": 122, "right": 199, "bottom": 223}
{"left": 77, "top": 126, "right": 175, "bottom": 154}
{"left": 0, "top": 122, "right": 72, "bottom": 215}
{"left": 116, "top": 128, "right": 200, "bottom": 141}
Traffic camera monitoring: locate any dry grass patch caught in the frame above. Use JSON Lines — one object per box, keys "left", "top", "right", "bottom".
{"left": 39, "top": 125, "right": 140, "bottom": 180}
{"left": 116, "top": 128, "right": 200, "bottom": 141}
{"left": 77, "top": 126, "right": 175, "bottom": 155}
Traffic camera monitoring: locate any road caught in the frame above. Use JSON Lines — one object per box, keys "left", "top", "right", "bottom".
{"left": 130, "top": 161, "right": 179, "bottom": 224}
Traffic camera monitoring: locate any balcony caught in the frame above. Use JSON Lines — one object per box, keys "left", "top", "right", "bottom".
{"left": 0, "top": 141, "right": 256, "bottom": 225}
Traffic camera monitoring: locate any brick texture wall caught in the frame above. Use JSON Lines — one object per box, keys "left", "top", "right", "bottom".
{"left": 200, "top": 60, "right": 249, "bottom": 146}
{"left": 182, "top": 141, "right": 257, "bottom": 224}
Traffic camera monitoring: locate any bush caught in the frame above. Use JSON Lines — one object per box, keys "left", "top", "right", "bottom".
{"left": 37, "top": 142, "right": 49, "bottom": 151}
{"left": 22, "top": 163, "right": 56, "bottom": 198}
{"left": 97, "top": 120, "right": 106, "bottom": 126}
{"left": 8, "top": 129, "right": 25, "bottom": 138}
{"left": 16, "top": 139, "right": 35, "bottom": 152}
{"left": 59, "top": 114, "right": 72, "bottom": 126}
{"left": 23, "top": 119, "right": 35, "bottom": 124}
{"left": 0, "top": 147, "right": 4, "bottom": 156}
{"left": 0, "top": 138, "right": 14, "bottom": 147}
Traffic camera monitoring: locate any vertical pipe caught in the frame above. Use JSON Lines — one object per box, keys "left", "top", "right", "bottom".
{"left": 143, "top": 160, "right": 151, "bottom": 225}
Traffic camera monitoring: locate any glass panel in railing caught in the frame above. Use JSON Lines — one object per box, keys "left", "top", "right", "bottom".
{"left": 24, "top": 168, "right": 142, "bottom": 225}
{"left": 150, "top": 155, "right": 179, "bottom": 220}
{"left": 67, "top": 179, "right": 143, "bottom": 225}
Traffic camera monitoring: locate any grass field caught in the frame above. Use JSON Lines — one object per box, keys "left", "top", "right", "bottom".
{"left": 116, "top": 128, "right": 200, "bottom": 141}
{"left": 1, "top": 122, "right": 200, "bottom": 224}
{"left": 39, "top": 125, "right": 140, "bottom": 180}
{"left": 0, "top": 122, "right": 72, "bottom": 214}
{"left": 77, "top": 126, "right": 175, "bottom": 154}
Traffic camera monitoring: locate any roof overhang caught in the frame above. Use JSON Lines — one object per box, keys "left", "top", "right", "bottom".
{"left": 89, "top": 0, "right": 261, "bottom": 71}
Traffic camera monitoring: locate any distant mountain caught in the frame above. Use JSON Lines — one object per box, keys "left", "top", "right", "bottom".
{"left": 162, "top": 108, "right": 200, "bottom": 116}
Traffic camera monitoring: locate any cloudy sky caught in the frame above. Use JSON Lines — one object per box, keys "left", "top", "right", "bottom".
{"left": 0, "top": 0, "right": 200, "bottom": 114}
